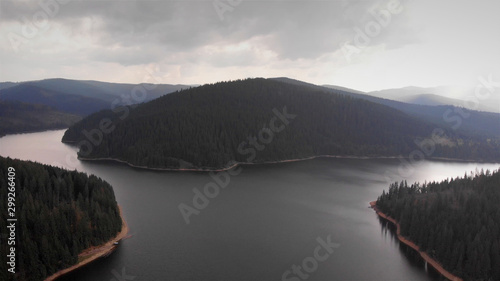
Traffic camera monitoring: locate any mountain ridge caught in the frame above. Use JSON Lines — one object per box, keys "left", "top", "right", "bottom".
{"left": 274, "top": 78, "right": 500, "bottom": 137}
{"left": 0, "top": 78, "right": 194, "bottom": 117}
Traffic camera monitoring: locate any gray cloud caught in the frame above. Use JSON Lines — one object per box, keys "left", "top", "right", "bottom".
{"left": 1, "top": 0, "right": 415, "bottom": 66}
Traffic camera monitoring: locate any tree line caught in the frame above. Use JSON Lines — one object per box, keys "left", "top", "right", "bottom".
{"left": 0, "top": 100, "right": 80, "bottom": 137}
{"left": 0, "top": 156, "right": 122, "bottom": 281}
{"left": 376, "top": 169, "right": 500, "bottom": 280}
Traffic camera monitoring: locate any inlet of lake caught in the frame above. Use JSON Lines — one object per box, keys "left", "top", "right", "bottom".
{"left": 1, "top": 130, "right": 498, "bottom": 281}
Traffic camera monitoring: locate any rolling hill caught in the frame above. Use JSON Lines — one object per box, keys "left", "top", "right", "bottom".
{"left": 277, "top": 78, "right": 500, "bottom": 138}
{"left": 368, "top": 86, "right": 500, "bottom": 114}
{"left": 62, "top": 78, "right": 500, "bottom": 170}
{"left": 0, "top": 84, "right": 110, "bottom": 116}
{"left": 0, "top": 78, "right": 194, "bottom": 117}
{"left": 0, "top": 100, "right": 81, "bottom": 137}
{"left": 399, "top": 93, "right": 468, "bottom": 107}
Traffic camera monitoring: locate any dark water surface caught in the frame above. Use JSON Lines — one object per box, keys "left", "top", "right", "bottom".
{"left": 1, "top": 130, "right": 498, "bottom": 281}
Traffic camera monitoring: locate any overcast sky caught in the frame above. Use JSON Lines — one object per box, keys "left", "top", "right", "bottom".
{"left": 1, "top": 0, "right": 499, "bottom": 92}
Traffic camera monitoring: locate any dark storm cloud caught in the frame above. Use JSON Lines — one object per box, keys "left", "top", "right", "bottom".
{"left": 0, "top": 0, "right": 415, "bottom": 65}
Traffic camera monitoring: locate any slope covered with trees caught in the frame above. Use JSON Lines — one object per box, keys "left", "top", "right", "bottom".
{"left": 0, "top": 100, "right": 81, "bottom": 137}
{"left": 0, "top": 156, "right": 122, "bottom": 281}
{"left": 62, "top": 78, "right": 500, "bottom": 170}
{"left": 376, "top": 169, "right": 500, "bottom": 280}
{"left": 278, "top": 78, "right": 500, "bottom": 138}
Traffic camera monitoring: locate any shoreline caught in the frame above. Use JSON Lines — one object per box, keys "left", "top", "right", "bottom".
{"left": 369, "top": 201, "right": 463, "bottom": 281}
{"left": 44, "top": 205, "right": 129, "bottom": 281}
{"left": 76, "top": 154, "right": 402, "bottom": 172}
{"left": 74, "top": 153, "right": 497, "bottom": 173}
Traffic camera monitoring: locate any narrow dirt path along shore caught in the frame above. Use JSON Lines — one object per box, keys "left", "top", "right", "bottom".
{"left": 44, "top": 206, "right": 129, "bottom": 281}
{"left": 369, "top": 201, "right": 463, "bottom": 281}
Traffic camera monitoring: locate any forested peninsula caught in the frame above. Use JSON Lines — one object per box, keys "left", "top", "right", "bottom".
{"left": 375, "top": 169, "right": 500, "bottom": 280}
{"left": 0, "top": 156, "right": 123, "bottom": 281}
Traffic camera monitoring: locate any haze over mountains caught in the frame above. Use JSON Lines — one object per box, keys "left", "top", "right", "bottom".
{"left": 322, "top": 84, "right": 500, "bottom": 114}
{"left": 0, "top": 79, "right": 193, "bottom": 135}
{"left": 283, "top": 78, "right": 500, "bottom": 138}
{"left": 2, "top": 77, "right": 499, "bottom": 139}
{"left": 0, "top": 78, "right": 193, "bottom": 116}
{"left": 368, "top": 86, "right": 500, "bottom": 114}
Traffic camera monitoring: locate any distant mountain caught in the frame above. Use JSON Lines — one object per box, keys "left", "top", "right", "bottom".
{"left": 26, "top": 78, "right": 192, "bottom": 103}
{"left": 368, "top": 86, "right": 500, "bottom": 113}
{"left": 399, "top": 94, "right": 467, "bottom": 107}
{"left": 63, "top": 78, "right": 500, "bottom": 170}
{"left": 274, "top": 79, "right": 500, "bottom": 138}
{"left": 0, "top": 84, "right": 110, "bottom": 116}
{"left": 368, "top": 86, "right": 435, "bottom": 100}
{"left": 337, "top": 93, "right": 500, "bottom": 138}
{"left": 323, "top": 83, "right": 473, "bottom": 109}
{"left": 321, "top": 84, "right": 366, "bottom": 95}
{"left": 0, "top": 100, "right": 81, "bottom": 137}
{"left": 0, "top": 78, "right": 194, "bottom": 116}
{"left": 80, "top": 79, "right": 194, "bottom": 102}
{"left": 0, "top": 82, "right": 17, "bottom": 91}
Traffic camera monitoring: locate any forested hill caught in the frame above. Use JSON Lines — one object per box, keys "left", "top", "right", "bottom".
{"left": 376, "top": 169, "right": 500, "bottom": 280}
{"left": 62, "top": 78, "right": 500, "bottom": 170}
{"left": 277, "top": 77, "right": 500, "bottom": 138}
{"left": 0, "top": 100, "right": 81, "bottom": 137}
{"left": 0, "top": 78, "right": 193, "bottom": 117}
{"left": 0, "top": 156, "right": 122, "bottom": 281}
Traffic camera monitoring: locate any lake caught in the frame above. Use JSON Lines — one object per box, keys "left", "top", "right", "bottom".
{"left": 1, "top": 130, "right": 498, "bottom": 281}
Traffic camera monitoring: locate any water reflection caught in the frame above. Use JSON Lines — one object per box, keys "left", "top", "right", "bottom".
{"left": 1, "top": 130, "right": 497, "bottom": 281}
{"left": 378, "top": 215, "right": 443, "bottom": 280}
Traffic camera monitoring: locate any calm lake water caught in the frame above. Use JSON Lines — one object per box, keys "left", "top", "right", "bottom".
{"left": 1, "top": 130, "right": 498, "bottom": 281}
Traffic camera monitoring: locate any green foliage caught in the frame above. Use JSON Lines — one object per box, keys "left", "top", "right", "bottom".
{"left": 63, "top": 78, "right": 500, "bottom": 169}
{"left": 376, "top": 169, "right": 500, "bottom": 280}
{"left": 0, "top": 156, "right": 122, "bottom": 281}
